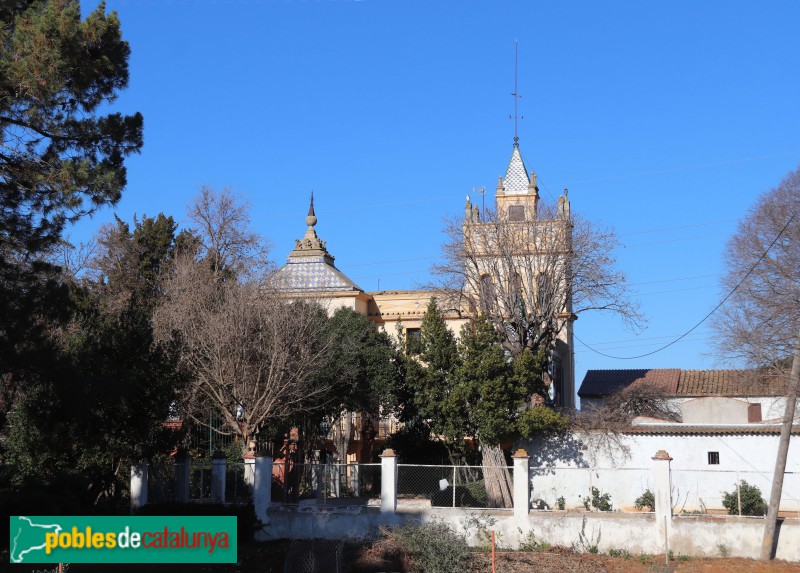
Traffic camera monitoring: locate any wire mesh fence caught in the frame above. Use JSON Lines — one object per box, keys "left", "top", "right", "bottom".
{"left": 529, "top": 467, "right": 652, "bottom": 512}
{"left": 671, "top": 469, "right": 800, "bottom": 517}
{"left": 272, "top": 463, "right": 381, "bottom": 504}
{"left": 396, "top": 464, "right": 507, "bottom": 508}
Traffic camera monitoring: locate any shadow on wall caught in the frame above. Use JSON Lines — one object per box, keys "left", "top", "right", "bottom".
{"left": 522, "top": 432, "right": 590, "bottom": 468}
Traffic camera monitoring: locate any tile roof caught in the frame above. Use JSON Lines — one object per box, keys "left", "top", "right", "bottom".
{"left": 271, "top": 203, "right": 363, "bottom": 293}
{"left": 677, "top": 369, "right": 785, "bottom": 397}
{"left": 623, "top": 424, "right": 799, "bottom": 436}
{"left": 578, "top": 369, "right": 680, "bottom": 398}
{"left": 272, "top": 256, "right": 363, "bottom": 293}
{"left": 578, "top": 368, "right": 787, "bottom": 398}
{"left": 503, "top": 146, "right": 530, "bottom": 194}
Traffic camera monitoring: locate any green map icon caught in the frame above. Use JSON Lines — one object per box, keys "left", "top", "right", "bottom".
{"left": 10, "top": 516, "right": 62, "bottom": 563}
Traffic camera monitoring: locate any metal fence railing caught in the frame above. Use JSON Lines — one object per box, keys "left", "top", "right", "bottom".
{"left": 147, "top": 460, "right": 177, "bottom": 503}
{"left": 271, "top": 463, "right": 381, "bottom": 504}
{"left": 529, "top": 467, "right": 652, "bottom": 512}
{"left": 188, "top": 461, "right": 212, "bottom": 500}
{"left": 671, "top": 469, "right": 800, "bottom": 517}
{"left": 144, "top": 458, "right": 800, "bottom": 518}
{"left": 225, "top": 462, "right": 253, "bottom": 502}
{"left": 396, "top": 464, "right": 509, "bottom": 508}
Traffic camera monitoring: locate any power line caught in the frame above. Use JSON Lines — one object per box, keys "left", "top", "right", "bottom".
{"left": 575, "top": 208, "right": 800, "bottom": 360}
{"left": 618, "top": 220, "right": 733, "bottom": 237}
{"left": 574, "top": 337, "right": 713, "bottom": 354}
{"left": 340, "top": 255, "right": 437, "bottom": 269}
{"left": 622, "top": 232, "right": 727, "bottom": 249}
{"left": 627, "top": 273, "right": 719, "bottom": 287}
{"left": 578, "top": 330, "right": 711, "bottom": 347}
{"left": 564, "top": 150, "right": 800, "bottom": 187}
{"left": 636, "top": 284, "right": 717, "bottom": 297}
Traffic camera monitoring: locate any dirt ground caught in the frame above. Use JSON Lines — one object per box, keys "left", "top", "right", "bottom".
{"left": 350, "top": 545, "right": 800, "bottom": 573}
{"left": 8, "top": 542, "right": 800, "bottom": 572}
{"left": 466, "top": 551, "right": 800, "bottom": 573}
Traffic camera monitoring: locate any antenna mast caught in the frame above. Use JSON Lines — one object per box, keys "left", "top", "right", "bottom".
{"left": 510, "top": 39, "right": 523, "bottom": 147}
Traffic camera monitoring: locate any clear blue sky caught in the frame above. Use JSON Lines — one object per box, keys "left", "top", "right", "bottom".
{"left": 74, "top": 0, "right": 800, "bottom": 405}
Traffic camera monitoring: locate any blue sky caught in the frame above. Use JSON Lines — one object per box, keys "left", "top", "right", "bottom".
{"left": 74, "top": 0, "right": 800, "bottom": 404}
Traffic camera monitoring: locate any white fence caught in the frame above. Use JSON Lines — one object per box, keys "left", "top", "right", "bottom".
{"left": 530, "top": 467, "right": 652, "bottom": 511}
{"left": 141, "top": 456, "right": 800, "bottom": 517}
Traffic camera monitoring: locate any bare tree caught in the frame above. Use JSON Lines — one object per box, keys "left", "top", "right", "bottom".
{"left": 425, "top": 199, "right": 639, "bottom": 506}
{"left": 154, "top": 255, "right": 337, "bottom": 449}
{"left": 711, "top": 166, "right": 800, "bottom": 559}
{"left": 151, "top": 186, "right": 324, "bottom": 450}
{"left": 713, "top": 167, "right": 800, "bottom": 366}
{"left": 571, "top": 384, "right": 682, "bottom": 466}
{"left": 187, "top": 185, "right": 272, "bottom": 280}
{"left": 433, "top": 201, "right": 641, "bottom": 357}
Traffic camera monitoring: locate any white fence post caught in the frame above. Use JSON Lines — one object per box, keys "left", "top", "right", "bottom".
{"left": 244, "top": 452, "right": 255, "bottom": 487}
{"left": 176, "top": 452, "right": 190, "bottom": 503}
{"left": 211, "top": 450, "right": 227, "bottom": 503}
{"left": 254, "top": 452, "right": 272, "bottom": 520}
{"left": 253, "top": 452, "right": 272, "bottom": 522}
{"left": 652, "top": 450, "right": 673, "bottom": 550}
{"left": 380, "top": 448, "right": 398, "bottom": 514}
{"left": 513, "top": 449, "right": 531, "bottom": 519}
{"left": 130, "top": 461, "right": 149, "bottom": 512}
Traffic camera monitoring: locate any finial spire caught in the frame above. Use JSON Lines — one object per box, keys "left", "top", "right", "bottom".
{"left": 510, "top": 39, "right": 523, "bottom": 148}
{"left": 306, "top": 191, "right": 317, "bottom": 228}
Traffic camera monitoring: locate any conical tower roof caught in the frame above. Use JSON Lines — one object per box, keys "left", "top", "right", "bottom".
{"left": 502, "top": 144, "right": 531, "bottom": 195}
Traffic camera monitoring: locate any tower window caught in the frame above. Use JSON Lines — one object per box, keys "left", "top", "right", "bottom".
{"left": 508, "top": 205, "right": 525, "bottom": 221}
{"left": 708, "top": 452, "right": 720, "bottom": 465}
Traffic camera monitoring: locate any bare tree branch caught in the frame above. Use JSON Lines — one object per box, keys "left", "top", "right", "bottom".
{"left": 430, "top": 201, "right": 642, "bottom": 357}
{"left": 153, "top": 254, "right": 336, "bottom": 447}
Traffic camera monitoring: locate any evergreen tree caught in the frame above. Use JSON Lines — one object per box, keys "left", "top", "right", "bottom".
{"left": 0, "top": 0, "right": 143, "bottom": 442}
{"left": 407, "top": 302, "right": 568, "bottom": 507}
{"left": 409, "top": 298, "right": 464, "bottom": 451}
{"left": 5, "top": 214, "right": 185, "bottom": 507}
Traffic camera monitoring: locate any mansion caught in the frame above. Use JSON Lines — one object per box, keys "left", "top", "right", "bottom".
{"left": 273, "top": 140, "right": 576, "bottom": 410}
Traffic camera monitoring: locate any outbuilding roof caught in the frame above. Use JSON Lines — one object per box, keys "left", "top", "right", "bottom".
{"left": 578, "top": 369, "right": 680, "bottom": 398}
{"left": 578, "top": 368, "right": 786, "bottom": 398}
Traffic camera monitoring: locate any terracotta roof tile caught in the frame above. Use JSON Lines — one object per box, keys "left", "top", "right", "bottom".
{"left": 579, "top": 368, "right": 787, "bottom": 398}
{"left": 624, "top": 424, "right": 798, "bottom": 436}
{"left": 676, "top": 369, "right": 786, "bottom": 397}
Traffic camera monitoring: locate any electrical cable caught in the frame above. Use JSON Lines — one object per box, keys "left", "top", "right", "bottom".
{"left": 575, "top": 208, "right": 800, "bottom": 360}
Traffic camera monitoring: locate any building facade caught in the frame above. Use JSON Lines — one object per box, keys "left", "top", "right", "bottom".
{"left": 273, "top": 141, "right": 576, "bottom": 408}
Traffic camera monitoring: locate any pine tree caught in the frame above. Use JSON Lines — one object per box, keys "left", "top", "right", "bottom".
{"left": 1, "top": 0, "right": 143, "bottom": 440}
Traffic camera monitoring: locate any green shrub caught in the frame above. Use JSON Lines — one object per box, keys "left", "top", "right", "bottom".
{"left": 556, "top": 496, "right": 566, "bottom": 510}
{"left": 390, "top": 521, "right": 468, "bottom": 573}
{"left": 583, "top": 487, "right": 612, "bottom": 511}
{"left": 634, "top": 489, "right": 655, "bottom": 511}
{"left": 722, "top": 480, "right": 767, "bottom": 516}
{"left": 519, "top": 529, "right": 550, "bottom": 552}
